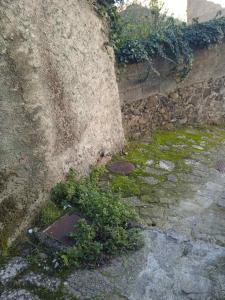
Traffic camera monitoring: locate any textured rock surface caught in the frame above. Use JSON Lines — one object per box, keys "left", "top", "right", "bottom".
{"left": 158, "top": 160, "right": 175, "bottom": 171}
{"left": 0, "top": 0, "right": 124, "bottom": 247}
{"left": 119, "top": 43, "right": 225, "bottom": 138}
{"left": 141, "top": 176, "right": 159, "bottom": 185}
{"left": 65, "top": 270, "right": 114, "bottom": 299}
{"left": 19, "top": 272, "right": 61, "bottom": 292}
{"left": 0, "top": 289, "right": 40, "bottom": 300}
{"left": 0, "top": 257, "right": 28, "bottom": 285}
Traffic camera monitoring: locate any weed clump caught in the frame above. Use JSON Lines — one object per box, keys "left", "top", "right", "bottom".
{"left": 51, "top": 169, "right": 143, "bottom": 268}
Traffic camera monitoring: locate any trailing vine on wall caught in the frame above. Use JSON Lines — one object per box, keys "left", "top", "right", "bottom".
{"left": 117, "top": 17, "right": 225, "bottom": 80}
{"left": 107, "top": 2, "right": 225, "bottom": 81}
{"left": 93, "top": 0, "right": 225, "bottom": 80}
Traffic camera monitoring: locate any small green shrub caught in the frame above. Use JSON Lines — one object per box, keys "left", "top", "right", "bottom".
{"left": 66, "top": 219, "right": 103, "bottom": 267}
{"left": 89, "top": 165, "right": 107, "bottom": 184}
{"left": 51, "top": 170, "right": 143, "bottom": 268}
{"left": 51, "top": 171, "right": 78, "bottom": 207}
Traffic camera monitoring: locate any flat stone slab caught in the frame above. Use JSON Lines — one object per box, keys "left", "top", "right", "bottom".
{"left": 167, "top": 174, "right": 178, "bottom": 183}
{"left": 145, "top": 167, "right": 167, "bottom": 176}
{"left": 19, "top": 272, "right": 61, "bottom": 292}
{"left": 158, "top": 160, "right": 175, "bottom": 171}
{"left": 184, "top": 158, "right": 199, "bottom": 166}
{"left": 141, "top": 176, "right": 159, "bottom": 185}
{"left": 0, "top": 257, "right": 28, "bottom": 285}
{"left": 122, "top": 196, "right": 148, "bottom": 208}
{"left": 173, "top": 144, "right": 187, "bottom": 149}
{"left": 179, "top": 272, "right": 212, "bottom": 295}
{"left": 65, "top": 229, "right": 225, "bottom": 300}
{"left": 118, "top": 230, "right": 225, "bottom": 299}
{"left": 192, "top": 145, "right": 204, "bottom": 150}
{"left": 146, "top": 159, "right": 154, "bottom": 166}
{"left": 107, "top": 161, "right": 135, "bottom": 175}
{"left": 0, "top": 289, "right": 40, "bottom": 300}
{"left": 65, "top": 270, "right": 114, "bottom": 299}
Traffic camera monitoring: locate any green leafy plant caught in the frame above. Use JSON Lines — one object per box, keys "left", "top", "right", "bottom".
{"left": 66, "top": 219, "right": 103, "bottom": 267}
{"left": 51, "top": 169, "right": 143, "bottom": 268}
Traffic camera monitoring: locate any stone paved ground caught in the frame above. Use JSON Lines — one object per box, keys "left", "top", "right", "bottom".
{"left": 1, "top": 126, "right": 225, "bottom": 299}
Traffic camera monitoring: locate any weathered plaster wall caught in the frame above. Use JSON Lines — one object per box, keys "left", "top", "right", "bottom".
{"left": 0, "top": 0, "right": 124, "bottom": 247}
{"left": 187, "top": 0, "right": 225, "bottom": 23}
{"left": 119, "top": 43, "right": 225, "bottom": 139}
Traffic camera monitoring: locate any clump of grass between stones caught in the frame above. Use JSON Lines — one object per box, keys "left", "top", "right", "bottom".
{"left": 38, "top": 201, "right": 63, "bottom": 228}
{"left": 50, "top": 169, "right": 143, "bottom": 269}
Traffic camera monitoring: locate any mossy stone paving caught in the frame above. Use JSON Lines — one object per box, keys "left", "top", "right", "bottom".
{"left": 108, "top": 126, "right": 225, "bottom": 201}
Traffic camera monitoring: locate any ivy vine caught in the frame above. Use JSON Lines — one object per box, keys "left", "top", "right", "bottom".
{"left": 114, "top": 16, "right": 225, "bottom": 80}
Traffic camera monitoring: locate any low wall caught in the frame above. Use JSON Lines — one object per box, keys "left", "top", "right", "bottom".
{"left": 118, "top": 43, "right": 225, "bottom": 139}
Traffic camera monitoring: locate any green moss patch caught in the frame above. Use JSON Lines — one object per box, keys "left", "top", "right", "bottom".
{"left": 108, "top": 126, "right": 225, "bottom": 199}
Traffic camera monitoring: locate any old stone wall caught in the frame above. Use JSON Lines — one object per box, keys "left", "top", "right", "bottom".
{"left": 187, "top": 0, "right": 225, "bottom": 23}
{"left": 118, "top": 43, "right": 225, "bottom": 139}
{"left": 0, "top": 0, "right": 124, "bottom": 248}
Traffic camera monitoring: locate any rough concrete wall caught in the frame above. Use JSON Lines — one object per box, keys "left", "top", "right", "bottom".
{"left": 0, "top": 0, "right": 124, "bottom": 247}
{"left": 119, "top": 43, "right": 225, "bottom": 138}
{"left": 187, "top": 0, "right": 225, "bottom": 23}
